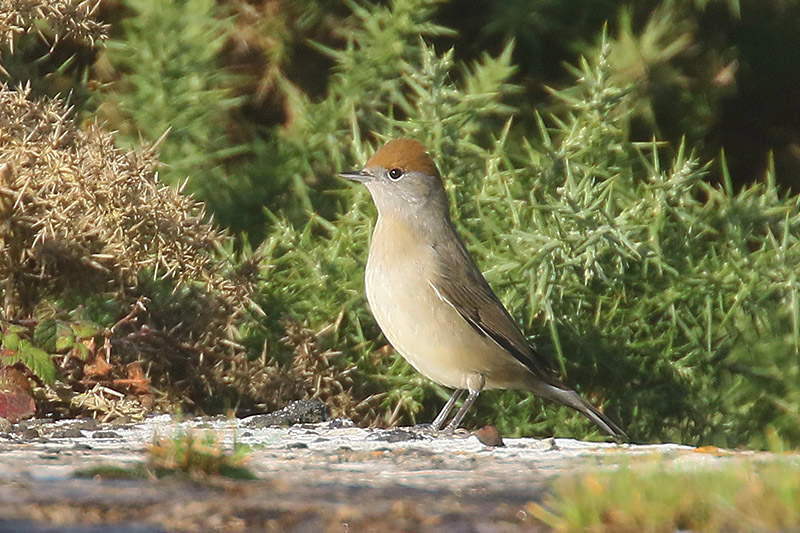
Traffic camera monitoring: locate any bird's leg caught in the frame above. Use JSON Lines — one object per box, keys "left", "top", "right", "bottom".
{"left": 443, "top": 374, "right": 485, "bottom": 432}
{"left": 444, "top": 388, "right": 480, "bottom": 431}
{"left": 431, "top": 389, "right": 463, "bottom": 431}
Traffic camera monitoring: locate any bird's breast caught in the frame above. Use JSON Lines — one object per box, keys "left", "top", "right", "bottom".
{"left": 363, "top": 217, "right": 523, "bottom": 389}
{"left": 364, "top": 218, "right": 436, "bottom": 340}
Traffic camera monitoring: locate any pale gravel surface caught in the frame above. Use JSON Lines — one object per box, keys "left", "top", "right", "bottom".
{"left": 1, "top": 414, "right": 696, "bottom": 484}
{"left": 0, "top": 413, "right": 774, "bottom": 532}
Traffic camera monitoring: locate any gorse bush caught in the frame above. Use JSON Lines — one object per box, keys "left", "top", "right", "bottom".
{"left": 253, "top": 1, "right": 800, "bottom": 447}
{"left": 499, "top": 47, "right": 800, "bottom": 447}
{"left": 98, "top": 0, "right": 246, "bottom": 211}
{"left": 0, "top": 80, "right": 269, "bottom": 416}
{"left": 253, "top": 0, "right": 522, "bottom": 428}
{"left": 0, "top": 0, "right": 106, "bottom": 108}
{"left": 2, "top": 0, "right": 798, "bottom": 448}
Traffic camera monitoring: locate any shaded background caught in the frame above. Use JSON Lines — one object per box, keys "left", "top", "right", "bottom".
{"left": 5, "top": 0, "right": 800, "bottom": 238}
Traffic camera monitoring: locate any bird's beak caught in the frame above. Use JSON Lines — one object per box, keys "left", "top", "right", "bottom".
{"left": 339, "top": 169, "right": 373, "bottom": 183}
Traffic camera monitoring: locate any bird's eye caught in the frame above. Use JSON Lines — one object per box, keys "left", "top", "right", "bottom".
{"left": 388, "top": 168, "right": 404, "bottom": 180}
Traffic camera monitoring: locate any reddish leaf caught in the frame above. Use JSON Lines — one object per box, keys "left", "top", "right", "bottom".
{"left": 0, "top": 367, "right": 35, "bottom": 422}
{"left": 0, "top": 365, "right": 32, "bottom": 393}
{"left": 84, "top": 353, "right": 113, "bottom": 379}
{"left": 124, "top": 362, "right": 151, "bottom": 395}
{"left": 119, "top": 362, "right": 154, "bottom": 409}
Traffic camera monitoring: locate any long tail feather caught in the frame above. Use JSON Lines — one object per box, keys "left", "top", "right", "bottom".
{"left": 541, "top": 384, "right": 628, "bottom": 441}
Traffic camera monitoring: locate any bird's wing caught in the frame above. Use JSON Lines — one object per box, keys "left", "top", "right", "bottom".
{"left": 430, "top": 235, "right": 559, "bottom": 381}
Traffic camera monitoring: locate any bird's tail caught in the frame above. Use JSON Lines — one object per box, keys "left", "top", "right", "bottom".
{"left": 538, "top": 382, "right": 628, "bottom": 441}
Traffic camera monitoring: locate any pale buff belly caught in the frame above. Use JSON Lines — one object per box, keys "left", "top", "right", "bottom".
{"left": 365, "top": 249, "right": 527, "bottom": 390}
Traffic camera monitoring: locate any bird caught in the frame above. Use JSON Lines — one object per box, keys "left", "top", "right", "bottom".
{"left": 340, "top": 138, "right": 627, "bottom": 440}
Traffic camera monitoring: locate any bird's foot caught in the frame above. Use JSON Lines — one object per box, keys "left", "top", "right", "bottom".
{"left": 411, "top": 423, "right": 470, "bottom": 439}
{"left": 410, "top": 423, "right": 440, "bottom": 436}
{"left": 442, "top": 423, "right": 471, "bottom": 438}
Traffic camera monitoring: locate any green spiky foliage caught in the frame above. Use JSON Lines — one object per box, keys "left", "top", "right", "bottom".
{"left": 252, "top": 0, "right": 800, "bottom": 447}
{"left": 3, "top": 0, "right": 799, "bottom": 447}
{"left": 98, "top": 0, "right": 246, "bottom": 207}
{"left": 0, "top": 0, "right": 375, "bottom": 422}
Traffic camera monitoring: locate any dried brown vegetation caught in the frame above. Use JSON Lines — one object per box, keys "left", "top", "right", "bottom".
{"left": 0, "top": 81, "right": 367, "bottom": 420}
{"left": 0, "top": 85, "right": 249, "bottom": 314}
{"left": 0, "top": 84, "right": 258, "bottom": 413}
{"left": 0, "top": 0, "right": 106, "bottom": 53}
{"left": 218, "top": 318, "right": 378, "bottom": 422}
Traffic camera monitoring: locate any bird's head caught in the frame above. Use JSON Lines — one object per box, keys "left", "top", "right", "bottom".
{"left": 340, "top": 138, "right": 449, "bottom": 221}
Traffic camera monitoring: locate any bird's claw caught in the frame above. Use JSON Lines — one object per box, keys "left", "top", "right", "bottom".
{"left": 411, "top": 423, "right": 470, "bottom": 438}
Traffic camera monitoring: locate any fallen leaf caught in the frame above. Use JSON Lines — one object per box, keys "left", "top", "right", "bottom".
{"left": 0, "top": 366, "right": 36, "bottom": 422}
{"left": 84, "top": 352, "right": 113, "bottom": 379}
{"left": 123, "top": 362, "right": 151, "bottom": 395}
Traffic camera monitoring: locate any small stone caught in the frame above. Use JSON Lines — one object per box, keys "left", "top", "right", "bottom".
{"left": 243, "top": 399, "right": 329, "bottom": 428}
{"left": 51, "top": 427, "right": 85, "bottom": 439}
{"left": 75, "top": 418, "right": 99, "bottom": 431}
{"left": 91, "top": 431, "right": 122, "bottom": 439}
{"left": 19, "top": 428, "right": 40, "bottom": 440}
{"left": 473, "top": 425, "right": 505, "bottom": 447}
{"left": 108, "top": 416, "right": 132, "bottom": 427}
{"left": 372, "top": 428, "right": 423, "bottom": 443}
{"left": 326, "top": 418, "right": 355, "bottom": 429}
{"left": 286, "top": 442, "right": 309, "bottom": 449}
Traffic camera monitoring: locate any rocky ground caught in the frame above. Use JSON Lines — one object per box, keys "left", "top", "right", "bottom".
{"left": 0, "top": 401, "right": 771, "bottom": 532}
